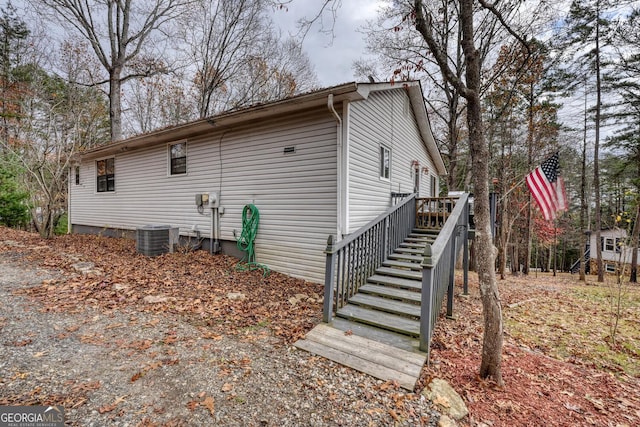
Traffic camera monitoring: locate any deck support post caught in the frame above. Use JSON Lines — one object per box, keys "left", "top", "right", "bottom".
{"left": 446, "top": 228, "right": 456, "bottom": 319}
{"left": 323, "top": 235, "right": 336, "bottom": 323}
{"left": 419, "top": 244, "right": 434, "bottom": 358}
{"left": 463, "top": 202, "right": 469, "bottom": 295}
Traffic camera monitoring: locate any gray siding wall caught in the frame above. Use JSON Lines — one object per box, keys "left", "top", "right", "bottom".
{"left": 70, "top": 109, "right": 338, "bottom": 283}
{"left": 347, "top": 89, "right": 438, "bottom": 232}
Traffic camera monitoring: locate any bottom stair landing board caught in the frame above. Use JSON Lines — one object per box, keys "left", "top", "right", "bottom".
{"left": 293, "top": 323, "right": 426, "bottom": 390}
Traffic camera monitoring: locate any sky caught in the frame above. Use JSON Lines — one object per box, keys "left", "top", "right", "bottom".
{"left": 271, "top": 0, "right": 389, "bottom": 86}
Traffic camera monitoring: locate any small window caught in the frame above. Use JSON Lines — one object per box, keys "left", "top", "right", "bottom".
{"left": 74, "top": 166, "right": 80, "bottom": 185}
{"left": 430, "top": 175, "right": 437, "bottom": 198}
{"left": 170, "top": 142, "right": 187, "bottom": 175}
{"left": 605, "top": 263, "right": 616, "bottom": 273}
{"left": 379, "top": 146, "right": 390, "bottom": 180}
{"left": 604, "top": 238, "right": 615, "bottom": 252}
{"left": 96, "top": 158, "right": 115, "bottom": 192}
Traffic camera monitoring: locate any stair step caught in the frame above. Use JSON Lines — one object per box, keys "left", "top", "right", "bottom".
{"left": 330, "top": 318, "right": 421, "bottom": 353}
{"left": 388, "top": 253, "right": 423, "bottom": 263}
{"left": 412, "top": 228, "right": 440, "bottom": 236}
{"left": 360, "top": 283, "right": 422, "bottom": 303}
{"left": 349, "top": 293, "right": 421, "bottom": 317}
{"left": 367, "top": 274, "right": 422, "bottom": 291}
{"left": 396, "top": 247, "right": 425, "bottom": 255}
{"left": 374, "top": 267, "right": 422, "bottom": 281}
{"left": 405, "top": 237, "right": 433, "bottom": 243}
{"left": 337, "top": 304, "right": 420, "bottom": 337}
{"left": 400, "top": 242, "right": 428, "bottom": 249}
{"left": 409, "top": 232, "right": 436, "bottom": 238}
{"left": 294, "top": 323, "right": 424, "bottom": 390}
{"left": 382, "top": 260, "right": 422, "bottom": 271}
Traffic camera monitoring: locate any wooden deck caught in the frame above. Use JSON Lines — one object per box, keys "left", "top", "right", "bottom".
{"left": 293, "top": 323, "right": 426, "bottom": 390}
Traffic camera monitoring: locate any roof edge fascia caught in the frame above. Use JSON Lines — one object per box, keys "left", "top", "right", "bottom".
{"left": 80, "top": 82, "right": 365, "bottom": 160}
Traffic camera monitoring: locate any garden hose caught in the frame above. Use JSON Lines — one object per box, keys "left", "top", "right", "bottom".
{"left": 236, "top": 204, "right": 270, "bottom": 276}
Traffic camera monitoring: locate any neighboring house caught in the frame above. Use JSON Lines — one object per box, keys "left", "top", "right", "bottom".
{"left": 589, "top": 228, "right": 639, "bottom": 274}
{"left": 69, "top": 81, "right": 447, "bottom": 283}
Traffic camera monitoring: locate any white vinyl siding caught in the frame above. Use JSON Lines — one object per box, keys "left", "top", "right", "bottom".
{"left": 591, "top": 229, "right": 638, "bottom": 265}
{"left": 70, "top": 109, "right": 337, "bottom": 283}
{"left": 347, "top": 89, "right": 438, "bottom": 232}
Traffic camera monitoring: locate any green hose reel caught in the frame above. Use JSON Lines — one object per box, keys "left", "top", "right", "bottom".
{"left": 235, "top": 204, "right": 269, "bottom": 276}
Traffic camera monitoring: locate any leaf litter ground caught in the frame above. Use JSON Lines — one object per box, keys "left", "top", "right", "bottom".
{"left": 418, "top": 271, "right": 640, "bottom": 426}
{"left": 1, "top": 227, "right": 639, "bottom": 426}
{"left": 0, "top": 227, "right": 440, "bottom": 426}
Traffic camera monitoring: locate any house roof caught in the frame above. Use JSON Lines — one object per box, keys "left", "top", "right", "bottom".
{"left": 79, "top": 81, "right": 447, "bottom": 175}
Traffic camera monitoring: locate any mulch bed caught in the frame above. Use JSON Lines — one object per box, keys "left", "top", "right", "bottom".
{"left": 419, "top": 273, "right": 640, "bottom": 426}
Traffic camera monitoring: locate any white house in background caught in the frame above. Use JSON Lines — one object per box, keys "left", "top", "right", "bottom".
{"left": 69, "top": 81, "right": 447, "bottom": 283}
{"left": 590, "top": 228, "right": 639, "bottom": 274}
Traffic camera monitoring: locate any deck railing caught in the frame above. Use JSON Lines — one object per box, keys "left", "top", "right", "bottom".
{"left": 322, "top": 194, "right": 417, "bottom": 322}
{"left": 419, "top": 193, "right": 469, "bottom": 355}
{"left": 415, "top": 196, "right": 458, "bottom": 229}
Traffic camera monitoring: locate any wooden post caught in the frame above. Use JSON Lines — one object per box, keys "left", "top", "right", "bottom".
{"left": 420, "top": 244, "right": 434, "bottom": 357}
{"left": 463, "top": 201, "right": 470, "bottom": 295}
{"left": 446, "top": 230, "right": 456, "bottom": 319}
{"left": 322, "top": 235, "right": 336, "bottom": 323}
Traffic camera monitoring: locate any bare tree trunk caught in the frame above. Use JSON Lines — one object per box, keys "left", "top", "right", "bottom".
{"left": 109, "top": 69, "right": 122, "bottom": 141}
{"left": 414, "top": 0, "right": 503, "bottom": 385}
{"left": 460, "top": 2, "right": 502, "bottom": 386}
{"left": 631, "top": 203, "right": 639, "bottom": 283}
{"left": 580, "top": 80, "right": 588, "bottom": 280}
{"left": 524, "top": 82, "right": 534, "bottom": 275}
{"left": 594, "top": 0, "right": 604, "bottom": 283}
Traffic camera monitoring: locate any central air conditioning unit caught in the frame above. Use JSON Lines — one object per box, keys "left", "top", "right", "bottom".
{"left": 136, "top": 225, "right": 179, "bottom": 256}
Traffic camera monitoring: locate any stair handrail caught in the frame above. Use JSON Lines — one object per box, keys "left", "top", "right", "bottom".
{"left": 419, "top": 192, "right": 470, "bottom": 355}
{"left": 323, "top": 193, "right": 417, "bottom": 322}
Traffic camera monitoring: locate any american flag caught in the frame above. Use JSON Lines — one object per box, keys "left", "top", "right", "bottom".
{"left": 525, "top": 153, "right": 568, "bottom": 221}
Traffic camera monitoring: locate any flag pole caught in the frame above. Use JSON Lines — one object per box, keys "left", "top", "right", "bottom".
{"left": 498, "top": 175, "right": 527, "bottom": 203}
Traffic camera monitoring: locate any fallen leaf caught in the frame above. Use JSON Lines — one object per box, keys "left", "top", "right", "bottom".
{"left": 203, "top": 396, "right": 215, "bottom": 416}
{"left": 221, "top": 383, "right": 233, "bottom": 392}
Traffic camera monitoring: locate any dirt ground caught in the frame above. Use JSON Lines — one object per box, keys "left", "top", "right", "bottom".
{"left": 2, "top": 226, "right": 639, "bottom": 426}
{"left": 0, "top": 227, "right": 440, "bottom": 426}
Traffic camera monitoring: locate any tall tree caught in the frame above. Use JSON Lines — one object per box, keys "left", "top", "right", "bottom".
{"left": 556, "top": 0, "right": 617, "bottom": 282}
{"left": 35, "top": 0, "right": 188, "bottom": 141}
{"left": 179, "top": 0, "right": 317, "bottom": 117}
{"left": 1, "top": 64, "right": 109, "bottom": 237}
{"left": 607, "top": 7, "right": 640, "bottom": 281}
{"left": 0, "top": 1, "right": 29, "bottom": 145}
{"left": 412, "top": 0, "right": 535, "bottom": 385}
{"left": 180, "top": 0, "right": 265, "bottom": 118}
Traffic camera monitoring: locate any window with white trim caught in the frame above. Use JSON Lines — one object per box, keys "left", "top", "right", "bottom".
{"left": 169, "top": 142, "right": 187, "bottom": 175}
{"left": 604, "top": 238, "right": 615, "bottom": 252}
{"left": 96, "top": 158, "right": 115, "bottom": 192}
{"left": 605, "top": 263, "right": 616, "bottom": 273}
{"left": 379, "top": 145, "right": 390, "bottom": 180}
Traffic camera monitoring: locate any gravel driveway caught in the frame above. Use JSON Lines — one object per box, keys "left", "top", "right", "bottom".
{"left": 0, "top": 239, "right": 439, "bottom": 426}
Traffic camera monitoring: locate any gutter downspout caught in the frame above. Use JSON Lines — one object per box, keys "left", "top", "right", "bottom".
{"left": 328, "top": 94, "right": 343, "bottom": 239}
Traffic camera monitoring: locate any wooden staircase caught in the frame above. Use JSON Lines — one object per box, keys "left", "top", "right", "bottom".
{"left": 295, "top": 229, "right": 440, "bottom": 390}
{"left": 334, "top": 228, "right": 438, "bottom": 339}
